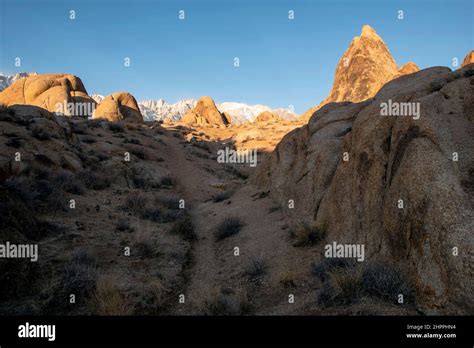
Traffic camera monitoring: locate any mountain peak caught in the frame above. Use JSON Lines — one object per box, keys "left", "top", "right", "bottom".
{"left": 359, "top": 24, "right": 381, "bottom": 40}
{"left": 300, "top": 25, "right": 418, "bottom": 121}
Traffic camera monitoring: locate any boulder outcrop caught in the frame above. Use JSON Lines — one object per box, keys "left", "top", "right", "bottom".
{"left": 0, "top": 74, "right": 96, "bottom": 117}
{"left": 92, "top": 92, "right": 143, "bottom": 123}
{"left": 255, "top": 65, "right": 474, "bottom": 313}
{"left": 254, "top": 111, "right": 281, "bottom": 123}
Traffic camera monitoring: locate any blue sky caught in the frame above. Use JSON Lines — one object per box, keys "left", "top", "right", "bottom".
{"left": 0, "top": 0, "right": 472, "bottom": 113}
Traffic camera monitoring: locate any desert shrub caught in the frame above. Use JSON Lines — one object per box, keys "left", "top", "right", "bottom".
{"left": 212, "top": 190, "right": 233, "bottom": 203}
{"left": 125, "top": 193, "right": 177, "bottom": 222}
{"left": 159, "top": 175, "right": 176, "bottom": 188}
{"left": 54, "top": 170, "right": 85, "bottom": 195}
{"left": 132, "top": 230, "right": 155, "bottom": 259}
{"left": 245, "top": 257, "right": 268, "bottom": 281}
{"left": 129, "top": 280, "right": 167, "bottom": 315}
{"left": 140, "top": 206, "right": 165, "bottom": 222}
{"left": 127, "top": 146, "right": 149, "bottom": 160}
{"left": 116, "top": 217, "right": 132, "bottom": 232}
{"left": 361, "top": 263, "right": 415, "bottom": 304}
{"left": 125, "top": 192, "right": 148, "bottom": 215}
{"left": 108, "top": 123, "right": 125, "bottom": 133}
{"left": 86, "top": 148, "right": 110, "bottom": 162}
{"left": 142, "top": 206, "right": 181, "bottom": 223}
{"left": 131, "top": 176, "right": 159, "bottom": 190}
{"left": 311, "top": 258, "right": 356, "bottom": 282}
{"left": 94, "top": 274, "right": 131, "bottom": 315}
{"left": 169, "top": 215, "right": 196, "bottom": 241}
{"left": 61, "top": 248, "right": 97, "bottom": 299}
{"left": 76, "top": 152, "right": 100, "bottom": 169}
{"left": 315, "top": 261, "right": 415, "bottom": 307}
{"left": 31, "top": 125, "right": 51, "bottom": 140}
{"left": 290, "top": 222, "right": 326, "bottom": 247}
{"left": 19, "top": 177, "right": 66, "bottom": 211}
{"left": 201, "top": 287, "right": 252, "bottom": 315}
{"left": 5, "top": 137, "right": 22, "bottom": 148}
{"left": 3, "top": 169, "right": 62, "bottom": 211}
{"left": 155, "top": 196, "right": 180, "bottom": 210}
{"left": 317, "top": 267, "right": 361, "bottom": 307}
{"left": 79, "top": 169, "right": 112, "bottom": 190}
{"left": 214, "top": 216, "right": 244, "bottom": 241}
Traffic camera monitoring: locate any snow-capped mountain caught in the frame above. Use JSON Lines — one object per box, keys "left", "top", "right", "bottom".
{"left": 217, "top": 102, "right": 271, "bottom": 123}
{"left": 90, "top": 94, "right": 105, "bottom": 104}
{"left": 140, "top": 99, "right": 197, "bottom": 122}
{"left": 0, "top": 72, "right": 37, "bottom": 91}
{"left": 217, "top": 102, "right": 297, "bottom": 123}
{"left": 133, "top": 99, "right": 297, "bottom": 123}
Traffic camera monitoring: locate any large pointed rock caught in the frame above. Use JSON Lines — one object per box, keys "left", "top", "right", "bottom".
{"left": 301, "top": 25, "right": 419, "bottom": 121}
{"left": 181, "top": 96, "right": 229, "bottom": 125}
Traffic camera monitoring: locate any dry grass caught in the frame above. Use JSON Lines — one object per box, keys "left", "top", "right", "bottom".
{"left": 94, "top": 274, "right": 131, "bottom": 315}
{"left": 214, "top": 216, "right": 244, "bottom": 241}
{"left": 278, "top": 270, "right": 296, "bottom": 288}
{"left": 290, "top": 222, "right": 327, "bottom": 247}
{"left": 131, "top": 228, "right": 156, "bottom": 259}
{"left": 200, "top": 286, "right": 252, "bottom": 315}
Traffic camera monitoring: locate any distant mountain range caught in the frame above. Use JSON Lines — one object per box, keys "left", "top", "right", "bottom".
{"left": 91, "top": 95, "right": 297, "bottom": 123}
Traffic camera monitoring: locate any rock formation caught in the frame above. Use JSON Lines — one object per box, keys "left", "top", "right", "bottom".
{"left": 461, "top": 50, "right": 474, "bottom": 68}
{"left": 181, "top": 96, "right": 229, "bottom": 125}
{"left": 92, "top": 92, "right": 143, "bottom": 123}
{"left": 255, "top": 64, "right": 474, "bottom": 313}
{"left": 0, "top": 74, "right": 96, "bottom": 117}
{"left": 300, "top": 25, "right": 419, "bottom": 121}
{"left": 254, "top": 111, "right": 281, "bottom": 123}
{"left": 398, "top": 62, "right": 420, "bottom": 75}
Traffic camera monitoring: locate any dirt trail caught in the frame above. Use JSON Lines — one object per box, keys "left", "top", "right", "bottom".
{"left": 162, "top": 132, "right": 319, "bottom": 314}
{"left": 162, "top": 134, "right": 222, "bottom": 313}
